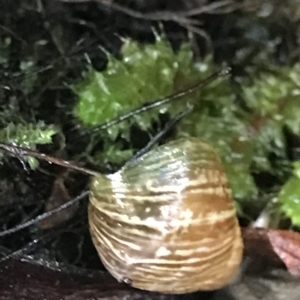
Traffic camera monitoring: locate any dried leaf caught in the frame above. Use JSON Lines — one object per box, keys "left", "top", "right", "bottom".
{"left": 39, "top": 176, "right": 78, "bottom": 229}
{"left": 242, "top": 227, "right": 300, "bottom": 276}
{"left": 267, "top": 229, "right": 300, "bottom": 276}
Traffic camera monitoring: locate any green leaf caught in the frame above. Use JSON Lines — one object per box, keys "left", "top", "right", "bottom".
{"left": 278, "top": 161, "right": 300, "bottom": 226}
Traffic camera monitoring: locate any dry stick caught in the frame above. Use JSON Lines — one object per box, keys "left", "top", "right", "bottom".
{"left": 181, "top": 0, "right": 240, "bottom": 17}
{"left": 0, "top": 143, "right": 98, "bottom": 176}
{"left": 58, "top": 0, "right": 240, "bottom": 58}
{"left": 0, "top": 239, "right": 40, "bottom": 263}
{"left": 58, "top": 0, "right": 239, "bottom": 23}
{"left": 180, "top": 22, "right": 213, "bottom": 55}
{"left": 59, "top": 0, "right": 199, "bottom": 25}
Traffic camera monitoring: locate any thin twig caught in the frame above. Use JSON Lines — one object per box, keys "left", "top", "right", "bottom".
{"left": 0, "top": 190, "right": 89, "bottom": 237}
{"left": 58, "top": 0, "right": 241, "bottom": 25}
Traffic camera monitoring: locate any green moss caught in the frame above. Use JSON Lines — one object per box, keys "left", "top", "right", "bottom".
{"left": 74, "top": 35, "right": 300, "bottom": 223}
{"left": 0, "top": 122, "right": 58, "bottom": 169}
{"left": 74, "top": 36, "right": 215, "bottom": 162}
{"left": 174, "top": 64, "right": 256, "bottom": 200}
{"left": 243, "top": 64, "right": 300, "bottom": 172}
{"left": 74, "top": 36, "right": 257, "bottom": 201}
{"left": 74, "top": 36, "right": 189, "bottom": 140}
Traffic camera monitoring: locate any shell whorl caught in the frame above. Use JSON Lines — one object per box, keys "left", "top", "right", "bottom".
{"left": 88, "top": 137, "right": 243, "bottom": 294}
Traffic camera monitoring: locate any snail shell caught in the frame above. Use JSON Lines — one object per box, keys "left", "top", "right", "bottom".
{"left": 88, "top": 137, "right": 243, "bottom": 294}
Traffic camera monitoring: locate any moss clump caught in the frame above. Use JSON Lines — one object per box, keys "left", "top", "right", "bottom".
{"left": 74, "top": 35, "right": 300, "bottom": 224}
{"left": 74, "top": 36, "right": 194, "bottom": 138}
{"left": 0, "top": 122, "right": 58, "bottom": 169}
{"left": 243, "top": 64, "right": 300, "bottom": 172}
{"left": 73, "top": 36, "right": 256, "bottom": 201}
{"left": 74, "top": 36, "right": 222, "bottom": 164}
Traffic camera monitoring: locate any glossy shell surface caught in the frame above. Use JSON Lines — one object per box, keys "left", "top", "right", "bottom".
{"left": 88, "top": 137, "right": 243, "bottom": 294}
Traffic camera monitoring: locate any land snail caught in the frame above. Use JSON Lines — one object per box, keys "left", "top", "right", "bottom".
{"left": 0, "top": 68, "right": 243, "bottom": 294}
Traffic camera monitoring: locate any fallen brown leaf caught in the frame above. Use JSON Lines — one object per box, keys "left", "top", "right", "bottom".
{"left": 242, "top": 227, "right": 300, "bottom": 276}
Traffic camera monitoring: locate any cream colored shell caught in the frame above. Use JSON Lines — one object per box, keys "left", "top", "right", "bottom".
{"left": 88, "top": 137, "right": 243, "bottom": 294}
